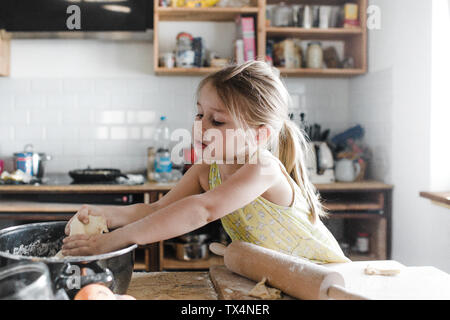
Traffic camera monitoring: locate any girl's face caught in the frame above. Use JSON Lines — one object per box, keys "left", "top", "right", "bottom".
{"left": 193, "top": 82, "right": 258, "bottom": 164}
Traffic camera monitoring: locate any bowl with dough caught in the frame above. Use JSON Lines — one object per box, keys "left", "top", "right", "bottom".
{"left": 0, "top": 221, "right": 137, "bottom": 298}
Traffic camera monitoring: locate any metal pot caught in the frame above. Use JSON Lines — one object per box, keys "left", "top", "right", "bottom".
{"left": 0, "top": 222, "right": 137, "bottom": 299}
{"left": 176, "top": 233, "right": 210, "bottom": 244}
{"left": 13, "top": 144, "right": 52, "bottom": 178}
{"left": 166, "top": 241, "right": 209, "bottom": 261}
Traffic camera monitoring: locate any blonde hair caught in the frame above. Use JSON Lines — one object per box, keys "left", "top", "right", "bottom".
{"left": 197, "top": 60, "right": 327, "bottom": 223}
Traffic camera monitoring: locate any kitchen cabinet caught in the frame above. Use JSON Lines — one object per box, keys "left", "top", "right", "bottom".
{"left": 0, "top": 30, "right": 11, "bottom": 76}
{"left": 153, "top": 0, "right": 367, "bottom": 77}
{"left": 0, "top": 180, "right": 392, "bottom": 271}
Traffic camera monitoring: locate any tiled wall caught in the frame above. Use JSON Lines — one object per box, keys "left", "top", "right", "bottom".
{"left": 0, "top": 75, "right": 350, "bottom": 174}
{"left": 0, "top": 76, "right": 201, "bottom": 173}
{"left": 0, "top": 39, "right": 351, "bottom": 174}
{"left": 348, "top": 68, "right": 393, "bottom": 181}
{"left": 0, "top": 76, "right": 352, "bottom": 174}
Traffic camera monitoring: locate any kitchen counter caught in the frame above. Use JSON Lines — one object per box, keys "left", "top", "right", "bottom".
{"left": 0, "top": 173, "right": 175, "bottom": 193}
{"left": 420, "top": 191, "right": 450, "bottom": 209}
{"left": 0, "top": 176, "right": 391, "bottom": 194}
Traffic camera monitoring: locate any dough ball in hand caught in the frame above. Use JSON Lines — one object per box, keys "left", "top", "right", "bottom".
{"left": 54, "top": 215, "right": 109, "bottom": 258}
{"left": 70, "top": 215, "right": 108, "bottom": 236}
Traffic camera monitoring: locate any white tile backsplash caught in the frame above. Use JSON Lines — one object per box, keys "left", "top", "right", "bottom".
{"left": 0, "top": 74, "right": 350, "bottom": 173}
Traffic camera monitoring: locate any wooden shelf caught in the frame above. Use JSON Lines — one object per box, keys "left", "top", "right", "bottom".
{"left": 157, "top": 6, "right": 259, "bottom": 21}
{"left": 315, "top": 180, "right": 393, "bottom": 191}
{"left": 0, "top": 201, "right": 89, "bottom": 213}
{"left": 278, "top": 67, "right": 366, "bottom": 77}
{"left": 154, "top": 0, "right": 367, "bottom": 77}
{"left": 162, "top": 254, "right": 224, "bottom": 270}
{"left": 328, "top": 213, "right": 384, "bottom": 219}
{"left": 420, "top": 191, "right": 450, "bottom": 209}
{"left": 324, "top": 201, "right": 383, "bottom": 212}
{"left": 155, "top": 66, "right": 223, "bottom": 76}
{"left": 266, "top": 27, "right": 363, "bottom": 39}
{"left": 0, "top": 30, "right": 10, "bottom": 77}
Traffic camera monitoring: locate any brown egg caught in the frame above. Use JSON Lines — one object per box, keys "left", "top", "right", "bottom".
{"left": 74, "top": 283, "right": 116, "bottom": 300}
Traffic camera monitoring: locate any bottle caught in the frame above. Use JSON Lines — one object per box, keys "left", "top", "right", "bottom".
{"left": 147, "top": 147, "right": 156, "bottom": 182}
{"left": 153, "top": 116, "right": 172, "bottom": 182}
{"left": 355, "top": 232, "right": 370, "bottom": 253}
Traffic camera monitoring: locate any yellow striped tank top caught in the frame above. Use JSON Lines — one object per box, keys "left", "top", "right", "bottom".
{"left": 209, "top": 161, "right": 350, "bottom": 264}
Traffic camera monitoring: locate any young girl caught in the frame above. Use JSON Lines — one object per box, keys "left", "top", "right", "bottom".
{"left": 62, "top": 61, "right": 350, "bottom": 264}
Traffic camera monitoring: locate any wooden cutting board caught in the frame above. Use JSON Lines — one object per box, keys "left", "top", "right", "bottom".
{"left": 209, "top": 265, "right": 294, "bottom": 300}
{"left": 210, "top": 261, "right": 450, "bottom": 300}
{"left": 127, "top": 271, "right": 218, "bottom": 300}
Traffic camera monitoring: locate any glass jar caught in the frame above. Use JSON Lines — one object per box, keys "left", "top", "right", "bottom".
{"left": 306, "top": 42, "right": 323, "bottom": 69}
{"left": 356, "top": 232, "right": 370, "bottom": 253}
{"left": 273, "top": 2, "right": 293, "bottom": 27}
{"left": 0, "top": 262, "right": 54, "bottom": 300}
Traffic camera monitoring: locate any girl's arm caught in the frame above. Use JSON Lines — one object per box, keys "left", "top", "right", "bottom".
{"left": 118, "top": 158, "right": 281, "bottom": 246}
{"left": 61, "top": 159, "right": 281, "bottom": 256}
{"left": 65, "top": 164, "right": 205, "bottom": 234}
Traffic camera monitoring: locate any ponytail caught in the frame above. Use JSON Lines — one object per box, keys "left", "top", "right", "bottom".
{"left": 278, "top": 120, "right": 327, "bottom": 223}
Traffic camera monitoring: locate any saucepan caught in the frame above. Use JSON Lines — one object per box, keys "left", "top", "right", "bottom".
{"left": 69, "top": 168, "right": 128, "bottom": 183}
{"left": 0, "top": 222, "right": 137, "bottom": 299}
{"left": 13, "top": 144, "right": 52, "bottom": 179}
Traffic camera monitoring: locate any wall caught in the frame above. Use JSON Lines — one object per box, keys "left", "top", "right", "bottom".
{"left": 0, "top": 28, "right": 350, "bottom": 174}
{"left": 349, "top": 0, "right": 450, "bottom": 272}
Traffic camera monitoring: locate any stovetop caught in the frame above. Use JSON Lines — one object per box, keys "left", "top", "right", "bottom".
{"left": 0, "top": 173, "right": 141, "bottom": 186}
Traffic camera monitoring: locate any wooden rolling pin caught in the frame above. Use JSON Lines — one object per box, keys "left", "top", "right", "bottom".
{"left": 210, "top": 241, "right": 369, "bottom": 300}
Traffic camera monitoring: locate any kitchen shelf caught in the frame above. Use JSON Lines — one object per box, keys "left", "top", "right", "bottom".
{"left": 419, "top": 191, "right": 450, "bottom": 209}
{"left": 328, "top": 212, "right": 383, "bottom": 219}
{"left": 277, "top": 67, "right": 366, "bottom": 77}
{"left": 0, "top": 30, "right": 10, "bottom": 77}
{"left": 153, "top": 0, "right": 266, "bottom": 76}
{"left": 154, "top": 0, "right": 367, "bottom": 77}
{"left": 266, "top": 26, "right": 363, "bottom": 39}
{"left": 155, "top": 66, "right": 223, "bottom": 76}
{"left": 157, "top": 6, "right": 259, "bottom": 21}
{"left": 162, "top": 254, "right": 224, "bottom": 270}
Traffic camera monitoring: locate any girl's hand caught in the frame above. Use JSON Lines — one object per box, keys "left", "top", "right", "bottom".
{"left": 65, "top": 205, "right": 109, "bottom": 236}
{"left": 61, "top": 232, "right": 118, "bottom": 257}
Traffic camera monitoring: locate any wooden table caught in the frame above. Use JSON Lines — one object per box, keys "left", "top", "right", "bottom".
{"left": 127, "top": 262, "right": 450, "bottom": 300}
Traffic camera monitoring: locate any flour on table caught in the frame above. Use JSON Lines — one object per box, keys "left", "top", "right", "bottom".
{"left": 364, "top": 264, "right": 401, "bottom": 276}
{"left": 248, "top": 277, "right": 282, "bottom": 300}
{"left": 54, "top": 215, "right": 109, "bottom": 258}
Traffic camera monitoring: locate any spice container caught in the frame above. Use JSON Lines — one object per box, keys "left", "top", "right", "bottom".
{"left": 273, "top": 2, "right": 293, "bottom": 27}
{"left": 355, "top": 232, "right": 370, "bottom": 253}
{"left": 306, "top": 42, "right": 323, "bottom": 69}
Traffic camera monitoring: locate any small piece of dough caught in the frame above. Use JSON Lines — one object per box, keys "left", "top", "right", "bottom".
{"left": 248, "top": 277, "right": 282, "bottom": 300}
{"left": 54, "top": 215, "right": 108, "bottom": 258}
{"left": 364, "top": 265, "right": 401, "bottom": 276}
{"left": 69, "top": 215, "right": 108, "bottom": 236}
